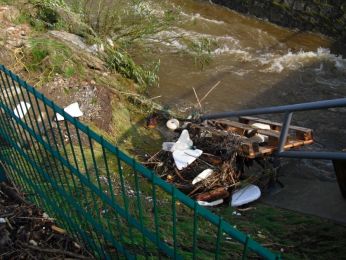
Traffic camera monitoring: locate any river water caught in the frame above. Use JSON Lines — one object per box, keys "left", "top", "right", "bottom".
{"left": 141, "top": 0, "right": 346, "bottom": 181}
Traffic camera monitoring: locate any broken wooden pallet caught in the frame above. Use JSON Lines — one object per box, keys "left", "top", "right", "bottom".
{"left": 205, "top": 116, "right": 314, "bottom": 159}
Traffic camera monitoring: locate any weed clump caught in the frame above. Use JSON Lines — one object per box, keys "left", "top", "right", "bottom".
{"left": 25, "top": 38, "right": 79, "bottom": 84}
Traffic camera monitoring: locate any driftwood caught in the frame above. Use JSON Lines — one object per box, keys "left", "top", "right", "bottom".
{"left": 0, "top": 182, "right": 93, "bottom": 259}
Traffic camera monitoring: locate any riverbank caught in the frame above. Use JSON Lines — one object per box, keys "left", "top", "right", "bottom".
{"left": 0, "top": 0, "right": 165, "bottom": 154}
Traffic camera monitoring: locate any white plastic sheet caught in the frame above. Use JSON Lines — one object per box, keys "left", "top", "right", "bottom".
{"left": 192, "top": 169, "right": 213, "bottom": 185}
{"left": 197, "top": 199, "right": 223, "bottom": 207}
{"left": 173, "top": 149, "right": 203, "bottom": 170}
{"left": 56, "top": 102, "right": 83, "bottom": 121}
{"left": 163, "top": 130, "right": 203, "bottom": 170}
{"left": 13, "top": 102, "right": 31, "bottom": 119}
{"left": 231, "top": 184, "right": 261, "bottom": 207}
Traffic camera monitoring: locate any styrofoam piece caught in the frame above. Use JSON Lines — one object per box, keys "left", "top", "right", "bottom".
{"left": 250, "top": 134, "right": 269, "bottom": 143}
{"left": 13, "top": 102, "right": 31, "bottom": 119}
{"left": 162, "top": 142, "right": 175, "bottom": 152}
{"left": 251, "top": 123, "right": 270, "bottom": 143}
{"left": 171, "top": 130, "right": 193, "bottom": 151}
{"left": 173, "top": 149, "right": 203, "bottom": 170}
{"left": 197, "top": 199, "right": 223, "bottom": 207}
{"left": 0, "top": 217, "right": 6, "bottom": 224}
{"left": 252, "top": 123, "right": 270, "bottom": 130}
{"left": 56, "top": 102, "right": 83, "bottom": 121}
{"left": 192, "top": 169, "right": 213, "bottom": 185}
{"left": 231, "top": 184, "right": 261, "bottom": 207}
{"left": 166, "top": 118, "right": 180, "bottom": 130}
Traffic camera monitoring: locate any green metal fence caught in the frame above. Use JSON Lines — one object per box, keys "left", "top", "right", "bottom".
{"left": 0, "top": 64, "right": 279, "bottom": 259}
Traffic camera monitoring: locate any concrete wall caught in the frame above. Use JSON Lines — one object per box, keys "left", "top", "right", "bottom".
{"left": 211, "top": 0, "right": 346, "bottom": 38}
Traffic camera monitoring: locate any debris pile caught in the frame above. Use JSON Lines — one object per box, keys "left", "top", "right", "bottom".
{"left": 147, "top": 120, "right": 261, "bottom": 206}
{"left": 0, "top": 183, "right": 93, "bottom": 259}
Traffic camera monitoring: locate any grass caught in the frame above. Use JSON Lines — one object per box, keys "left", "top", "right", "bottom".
{"left": 104, "top": 46, "right": 159, "bottom": 88}
{"left": 24, "top": 37, "right": 80, "bottom": 84}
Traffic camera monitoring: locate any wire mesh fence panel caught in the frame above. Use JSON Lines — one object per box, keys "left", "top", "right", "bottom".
{"left": 0, "top": 65, "right": 280, "bottom": 259}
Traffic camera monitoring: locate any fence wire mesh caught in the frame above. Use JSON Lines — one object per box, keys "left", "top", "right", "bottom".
{"left": 0, "top": 65, "right": 279, "bottom": 259}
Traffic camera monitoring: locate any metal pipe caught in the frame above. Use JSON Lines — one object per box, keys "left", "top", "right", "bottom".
{"left": 278, "top": 151, "right": 346, "bottom": 160}
{"left": 201, "top": 98, "right": 346, "bottom": 120}
{"left": 278, "top": 112, "right": 293, "bottom": 152}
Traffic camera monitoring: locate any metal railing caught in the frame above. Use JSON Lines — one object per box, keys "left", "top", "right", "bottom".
{"left": 0, "top": 65, "right": 279, "bottom": 259}
{"left": 201, "top": 98, "right": 346, "bottom": 161}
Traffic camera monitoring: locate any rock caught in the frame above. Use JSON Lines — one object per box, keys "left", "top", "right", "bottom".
{"left": 48, "top": 30, "right": 106, "bottom": 71}
{"left": 49, "top": 30, "right": 93, "bottom": 53}
{"left": 0, "top": 6, "right": 20, "bottom": 23}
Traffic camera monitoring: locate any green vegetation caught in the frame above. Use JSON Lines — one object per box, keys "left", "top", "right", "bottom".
{"left": 24, "top": 38, "right": 80, "bottom": 84}
{"left": 183, "top": 37, "right": 218, "bottom": 69}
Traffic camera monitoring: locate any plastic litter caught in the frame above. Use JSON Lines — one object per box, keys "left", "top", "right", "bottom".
{"left": 163, "top": 130, "right": 203, "bottom": 170}
{"left": 197, "top": 199, "right": 223, "bottom": 207}
{"left": 162, "top": 142, "right": 175, "bottom": 152}
{"left": 56, "top": 102, "right": 83, "bottom": 121}
{"left": 0, "top": 217, "right": 6, "bottom": 224}
{"left": 171, "top": 130, "right": 193, "bottom": 151}
{"left": 192, "top": 169, "right": 213, "bottom": 185}
{"left": 252, "top": 123, "right": 270, "bottom": 130}
{"left": 250, "top": 134, "right": 267, "bottom": 143}
{"left": 251, "top": 123, "right": 270, "bottom": 143}
{"left": 173, "top": 149, "right": 203, "bottom": 170}
{"left": 13, "top": 102, "right": 31, "bottom": 119}
{"left": 231, "top": 184, "right": 261, "bottom": 207}
{"left": 232, "top": 211, "right": 242, "bottom": 216}
{"left": 166, "top": 118, "right": 180, "bottom": 130}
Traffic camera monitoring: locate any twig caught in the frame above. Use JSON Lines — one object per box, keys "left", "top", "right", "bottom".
{"left": 188, "top": 185, "right": 202, "bottom": 197}
{"left": 237, "top": 207, "right": 256, "bottom": 212}
{"left": 262, "top": 242, "right": 295, "bottom": 248}
{"left": 18, "top": 241, "right": 91, "bottom": 259}
{"left": 200, "top": 81, "right": 221, "bottom": 103}
{"left": 15, "top": 216, "right": 55, "bottom": 221}
{"left": 148, "top": 95, "right": 161, "bottom": 101}
{"left": 174, "top": 168, "right": 189, "bottom": 182}
{"left": 192, "top": 87, "right": 202, "bottom": 109}
{"left": 0, "top": 182, "right": 26, "bottom": 204}
{"left": 148, "top": 151, "right": 161, "bottom": 162}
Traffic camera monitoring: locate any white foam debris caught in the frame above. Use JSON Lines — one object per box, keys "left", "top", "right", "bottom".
{"left": 173, "top": 149, "right": 203, "bottom": 170}
{"left": 197, "top": 199, "right": 223, "bottom": 207}
{"left": 231, "top": 184, "right": 261, "bottom": 207}
{"left": 13, "top": 102, "right": 31, "bottom": 119}
{"left": 192, "top": 169, "right": 213, "bottom": 185}
{"left": 56, "top": 102, "right": 83, "bottom": 121}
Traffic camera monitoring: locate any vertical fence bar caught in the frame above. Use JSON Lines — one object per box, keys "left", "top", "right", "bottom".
{"left": 215, "top": 217, "right": 223, "bottom": 260}
{"left": 242, "top": 236, "right": 250, "bottom": 260}
{"left": 171, "top": 187, "right": 177, "bottom": 259}
{"left": 278, "top": 112, "right": 293, "bottom": 152}
{"left": 192, "top": 202, "right": 199, "bottom": 260}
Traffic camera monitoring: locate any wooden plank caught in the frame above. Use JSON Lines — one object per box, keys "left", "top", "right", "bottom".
{"left": 239, "top": 116, "right": 313, "bottom": 142}
{"left": 239, "top": 116, "right": 312, "bottom": 132}
{"left": 333, "top": 159, "right": 346, "bottom": 198}
{"left": 200, "top": 119, "right": 314, "bottom": 159}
